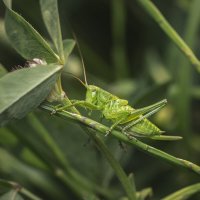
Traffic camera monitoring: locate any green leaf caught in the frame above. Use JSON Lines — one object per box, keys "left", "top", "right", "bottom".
{"left": 3, "top": 0, "right": 11, "bottom": 9}
{"left": 0, "top": 64, "right": 8, "bottom": 78}
{"left": 40, "top": 0, "right": 64, "bottom": 61}
{"left": 63, "top": 39, "right": 76, "bottom": 61}
{"left": 162, "top": 183, "right": 200, "bottom": 200}
{"left": 4, "top": 3, "right": 59, "bottom": 63}
{"left": 0, "top": 190, "right": 24, "bottom": 200}
{"left": 0, "top": 64, "right": 62, "bottom": 126}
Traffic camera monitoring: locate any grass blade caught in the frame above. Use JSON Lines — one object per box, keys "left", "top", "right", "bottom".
{"left": 162, "top": 183, "right": 200, "bottom": 200}
{"left": 137, "top": 0, "right": 200, "bottom": 73}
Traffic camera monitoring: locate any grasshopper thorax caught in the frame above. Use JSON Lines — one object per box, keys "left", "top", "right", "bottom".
{"left": 86, "top": 85, "right": 118, "bottom": 108}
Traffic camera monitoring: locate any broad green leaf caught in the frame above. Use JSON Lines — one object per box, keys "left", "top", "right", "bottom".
{"left": 0, "top": 190, "right": 24, "bottom": 200}
{"left": 4, "top": 3, "right": 59, "bottom": 63}
{"left": 63, "top": 39, "right": 76, "bottom": 61}
{"left": 0, "top": 64, "right": 62, "bottom": 126}
{"left": 40, "top": 0, "right": 64, "bottom": 61}
{"left": 162, "top": 183, "right": 200, "bottom": 200}
{"left": 0, "top": 64, "right": 7, "bottom": 78}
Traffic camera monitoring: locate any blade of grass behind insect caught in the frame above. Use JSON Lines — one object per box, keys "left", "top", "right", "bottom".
{"left": 0, "top": 64, "right": 62, "bottom": 126}
{"left": 162, "top": 183, "right": 200, "bottom": 200}
{"left": 111, "top": 0, "right": 129, "bottom": 80}
{"left": 175, "top": 0, "right": 200, "bottom": 149}
{"left": 41, "top": 104, "right": 200, "bottom": 176}
{"left": 0, "top": 148, "right": 66, "bottom": 199}
{"left": 39, "top": 0, "right": 64, "bottom": 63}
{"left": 8, "top": 122, "right": 97, "bottom": 199}
{"left": 83, "top": 127, "right": 137, "bottom": 200}
{"left": 137, "top": 0, "right": 200, "bottom": 73}
{"left": 3, "top": 1, "right": 59, "bottom": 63}
{"left": 26, "top": 113, "right": 108, "bottom": 198}
{"left": 0, "top": 179, "right": 42, "bottom": 200}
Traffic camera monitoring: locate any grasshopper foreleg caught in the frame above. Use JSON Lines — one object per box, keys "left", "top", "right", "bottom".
{"left": 53, "top": 100, "right": 99, "bottom": 113}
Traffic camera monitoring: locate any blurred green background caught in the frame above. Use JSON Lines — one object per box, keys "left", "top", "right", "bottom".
{"left": 0, "top": 0, "right": 200, "bottom": 199}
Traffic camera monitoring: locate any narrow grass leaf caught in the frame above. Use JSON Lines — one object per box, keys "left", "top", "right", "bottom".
{"left": 162, "top": 183, "right": 200, "bottom": 200}
{"left": 4, "top": 3, "right": 59, "bottom": 63}
{"left": 63, "top": 39, "right": 76, "bottom": 61}
{"left": 0, "top": 64, "right": 62, "bottom": 126}
{"left": 40, "top": 0, "right": 64, "bottom": 61}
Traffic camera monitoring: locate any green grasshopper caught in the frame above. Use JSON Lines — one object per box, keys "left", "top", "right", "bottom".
{"left": 54, "top": 42, "right": 181, "bottom": 140}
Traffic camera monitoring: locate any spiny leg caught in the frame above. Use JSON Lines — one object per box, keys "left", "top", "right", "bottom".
{"left": 122, "top": 106, "right": 162, "bottom": 133}
{"left": 52, "top": 100, "right": 99, "bottom": 113}
{"left": 105, "top": 117, "right": 126, "bottom": 136}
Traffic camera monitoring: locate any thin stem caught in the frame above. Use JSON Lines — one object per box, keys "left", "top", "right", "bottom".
{"left": 175, "top": 0, "right": 200, "bottom": 152}
{"left": 0, "top": 179, "right": 42, "bottom": 200}
{"left": 20, "top": 187, "right": 42, "bottom": 200}
{"left": 162, "top": 183, "right": 200, "bottom": 200}
{"left": 81, "top": 126, "right": 137, "bottom": 200}
{"left": 27, "top": 113, "right": 101, "bottom": 198}
{"left": 137, "top": 0, "right": 200, "bottom": 73}
{"left": 41, "top": 103, "right": 200, "bottom": 176}
{"left": 44, "top": 98, "right": 137, "bottom": 200}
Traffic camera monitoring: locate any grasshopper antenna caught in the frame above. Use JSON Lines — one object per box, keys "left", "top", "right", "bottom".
{"left": 65, "top": 72, "right": 87, "bottom": 88}
{"left": 72, "top": 32, "right": 88, "bottom": 86}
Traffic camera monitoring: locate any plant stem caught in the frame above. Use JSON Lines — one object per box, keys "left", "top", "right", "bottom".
{"left": 20, "top": 187, "right": 42, "bottom": 200}
{"left": 0, "top": 179, "right": 42, "bottom": 200}
{"left": 175, "top": 0, "right": 200, "bottom": 151}
{"left": 137, "top": 0, "right": 200, "bottom": 73}
{"left": 82, "top": 126, "right": 137, "bottom": 200}
{"left": 41, "top": 103, "right": 200, "bottom": 176}
{"left": 162, "top": 183, "right": 200, "bottom": 200}
{"left": 27, "top": 113, "right": 102, "bottom": 199}
{"left": 44, "top": 98, "right": 137, "bottom": 200}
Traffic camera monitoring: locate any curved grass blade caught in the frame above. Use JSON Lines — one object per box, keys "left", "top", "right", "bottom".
{"left": 4, "top": 2, "right": 59, "bottom": 63}
{"left": 40, "top": 0, "right": 64, "bottom": 62}
{"left": 137, "top": 0, "right": 200, "bottom": 73}
{"left": 162, "top": 183, "right": 200, "bottom": 200}
{"left": 63, "top": 39, "right": 76, "bottom": 61}
{"left": 0, "top": 64, "right": 62, "bottom": 126}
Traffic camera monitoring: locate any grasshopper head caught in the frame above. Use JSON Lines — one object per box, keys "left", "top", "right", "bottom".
{"left": 86, "top": 85, "right": 114, "bottom": 108}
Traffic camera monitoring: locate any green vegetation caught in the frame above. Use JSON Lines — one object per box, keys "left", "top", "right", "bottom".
{"left": 0, "top": 0, "right": 200, "bottom": 199}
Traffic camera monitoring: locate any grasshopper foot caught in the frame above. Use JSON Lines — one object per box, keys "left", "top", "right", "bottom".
{"left": 51, "top": 109, "right": 57, "bottom": 115}
{"left": 105, "top": 129, "right": 112, "bottom": 137}
{"left": 122, "top": 129, "right": 133, "bottom": 140}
